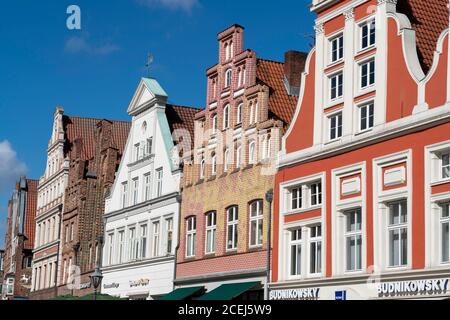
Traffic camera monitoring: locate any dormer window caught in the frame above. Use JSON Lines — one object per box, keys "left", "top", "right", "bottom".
{"left": 330, "top": 34, "right": 344, "bottom": 63}
{"left": 360, "top": 19, "right": 376, "bottom": 50}
{"left": 225, "top": 69, "right": 232, "bottom": 88}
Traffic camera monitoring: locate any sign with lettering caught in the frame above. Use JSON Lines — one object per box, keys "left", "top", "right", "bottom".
{"left": 335, "top": 290, "right": 347, "bottom": 300}
{"left": 104, "top": 283, "right": 120, "bottom": 289}
{"left": 129, "top": 278, "right": 150, "bottom": 288}
{"left": 80, "top": 282, "right": 91, "bottom": 289}
{"left": 269, "top": 288, "right": 320, "bottom": 300}
{"left": 377, "top": 278, "right": 449, "bottom": 297}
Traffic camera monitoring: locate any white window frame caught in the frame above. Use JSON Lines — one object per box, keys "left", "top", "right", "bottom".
{"left": 223, "top": 104, "right": 230, "bottom": 129}
{"left": 309, "top": 225, "right": 323, "bottom": 276}
{"left": 212, "top": 115, "right": 218, "bottom": 134}
{"left": 225, "top": 69, "right": 232, "bottom": 88}
{"left": 205, "top": 212, "right": 217, "bottom": 254}
{"left": 249, "top": 200, "right": 264, "bottom": 248}
{"left": 166, "top": 217, "right": 174, "bottom": 255}
{"left": 155, "top": 168, "right": 163, "bottom": 198}
{"left": 151, "top": 221, "right": 160, "bottom": 258}
{"left": 224, "top": 149, "right": 230, "bottom": 173}
{"left": 359, "top": 18, "right": 376, "bottom": 51}
{"left": 359, "top": 101, "right": 374, "bottom": 132}
{"left": 117, "top": 230, "right": 125, "bottom": 264}
{"left": 344, "top": 209, "right": 363, "bottom": 272}
{"left": 236, "top": 146, "right": 242, "bottom": 169}
{"left": 128, "top": 227, "right": 137, "bottom": 262}
{"left": 107, "top": 232, "right": 114, "bottom": 266}
{"left": 211, "top": 153, "right": 217, "bottom": 176}
{"left": 249, "top": 141, "right": 257, "bottom": 165}
{"left": 140, "top": 224, "right": 148, "bottom": 259}
{"left": 329, "top": 112, "right": 343, "bottom": 141}
{"left": 289, "top": 228, "right": 303, "bottom": 278}
{"left": 387, "top": 200, "right": 408, "bottom": 268}
{"left": 143, "top": 172, "right": 152, "bottom": 202}
{"left": 200, "top": 156, "right": 206, "bottom": 179}
{"left": 186, "top": 217, "right": 196, "bottom": 258}
{"left": 132, "top": 177, "right": 139, "bottom": 206}
{"left": 330, "top": 33, "right": 344, "bottom": 64}
{"left": 290, "top": 186, "right": 303, "bottom": 211}
{"left": 121, "top": 182, "right": 128, "bottom": 208}
{"left": 226, "top": 206, "right": 239, "bottom": 251}
{"left": 237, "top": 103, "right": 243, "bottom": 125}
{"left": 359, "top": 58, "right": 375, "bottom": 90}
{"left": 440, "top": 202, "right": 450, "bottom": 264}
{"left": 442, "top": 153, "right": 450, "bottom": 180}
{"left": 329, "top": 72, "right": 343, "bottom": 101}
{"left": 310, "top": 182, "right": 323, "bottom": 207}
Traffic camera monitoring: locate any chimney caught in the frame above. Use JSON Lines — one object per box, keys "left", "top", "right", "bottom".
{"left": 284, "top": 51, "right": 307, "bottom": 96}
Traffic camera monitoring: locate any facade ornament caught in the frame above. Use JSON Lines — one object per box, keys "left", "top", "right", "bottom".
{"left": 314, "top": 23, "right": 324, "bottom": 36}
{"left": 344, "top": 8, "right": 354, "bottom": 21}
{"left": 377, "top": 0, "right": 398, "bottom": 5}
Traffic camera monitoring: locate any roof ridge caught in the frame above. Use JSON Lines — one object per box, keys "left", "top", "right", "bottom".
{"left": 64, "top": 115, "right": 130, "bottom": 123}
{"left": 257, "top": 58, "right": 284, "bottom": 65}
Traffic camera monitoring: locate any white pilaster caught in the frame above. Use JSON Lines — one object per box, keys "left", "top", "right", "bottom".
{"left": 313, "top": 23, "right": 325, "bottom": 145}
{"left": 343, "top": 9, "right": 356, "bottom": 138}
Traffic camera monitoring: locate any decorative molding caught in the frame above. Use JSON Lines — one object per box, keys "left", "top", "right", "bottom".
{"left": 344, "top": 9, "right": 355, "bottom": 21}
{"left": 314, "top": 23, "right": 324, "bottom": 36}
{"left": 377, "top": 0, "right": 398, "bottom": 6}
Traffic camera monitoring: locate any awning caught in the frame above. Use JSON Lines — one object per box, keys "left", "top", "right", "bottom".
{"left": 197, "top": 282, "right": 261, "bottom": 301}
{"left": 160, "top": 286, "right": 205, "bottom": 301}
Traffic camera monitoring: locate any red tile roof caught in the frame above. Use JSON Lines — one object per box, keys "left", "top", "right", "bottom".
{"left": 24, "top": 179, "right": 38, "bottom": 250}
{"left": 398, "top": 0, "right": 449, "bottom": 74}
{"left": 166, "top": 105, "right": 199, "bottom": 149}
{"left": 63, "top": 116, "right": 131, "bottom": 161}
{"left": 256, "top": 59, "right": 301, "bottom": 127}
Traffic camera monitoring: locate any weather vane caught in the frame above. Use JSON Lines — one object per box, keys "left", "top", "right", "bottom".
{"left": 145, "top": 53, "right": 154, "bottom": 78}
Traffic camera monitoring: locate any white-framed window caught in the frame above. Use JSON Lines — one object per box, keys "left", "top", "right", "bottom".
{"left": 132, "top": 178, "right": 139, "bottom": 205}
{"left": 205, "top": 212, "right": 217, "bottom": 254}
{"left": 249, "top": 141, "right": 257, "bottom": 164}
{"left": 225, "top": 69, "right": 232, "bottom": 88}
{"left": 140, "top": 224, "right": 148, "bottom": 259}
{"left": 146, "top": 138, "right": 153, "bottom": 156}
{"left": 166, "top": 218, "right": 174, "bottom": 254}
{"left": 152, "top": 221, "right": 159, "bottom": 257}
{"left": 121, "top": 182, "right": 128, "bottom": 208}
{"left": 309, "top": 225, "right": 322, "bottom": 274}
{"left": 310, "top": 182, "right": 322, "bottom": 206}
{"left": 388, "top": 200, "right": 408, "bottom": 267}
{"left": 262, "top": 135, "right": 271, "bottom": 160}
{"left": 329, "top": 112, "right": 343, "bottom": 141}
{"left": 442, "top": 153, "right": 450, "bottom": 179}
{"left": 128, "top": 227, "right": 136, "bottom": 261}
{"left": 186, "top": 217, "right": 196, "bottom": 258}
{"left": 155, "top": 168, "right": 163, "bottom": 198}
{"left": 330, "top": 72, "right": 343, "bottom": 101}
{"left": 212, "top": 114, "right": 218, "bottom": 134}
{"left": 360, "top": 18, "right": 376, "bottom": 50}
{"left": 345, "top": 209, "right": 362, "bottom": 271}
{"left": 330, "top": 34, "right": 344, "bottom": 63}
{"left": 290, "top": 228, "right": 303, "bottom": 277}
{"left": 360, "top": 59, "right": 375, "bottom": 89}
{"left": 236, "top": 103, "right": 243, "bottom": 125}
{"left": 211, "top": 152, "right": 217, "bottom": 176}
{"left": 134, "top": 143, "right": 140, "bottom": 161}
{"left": 291, "top": 186, "right": 303, "bottom": 211}
{"left": 107, "top": 233, "right": 114, "bottom": 265}
{"left": 64, "top": 224, "right": 69, "bottom": 244}
{"left": 224, "top": 149, "right": 230, "bottom": 173}
{"left": 226, "top": 206, "right": 239, "bottom": 251}
{"left": 249, "top": 200, "right": 264, "bottom": 247}
{"left": 143, "top": 173, "right": 151, "bottom": 202}
{"left": 117, "top": 230, "right": 125, "bottom": 264}
{"left": 223, "top": 104, "right": 230, "bottom": 129}
{"left": 70, "top": 222, "right": 74, "bottom": 241}
{"left": 359, "top": 102, "right": 374, "bottom": 131}
{"left": 200, "top": 156, "right": 205, "bottom": 179}
{"left": 441, "top": 202, "right": 450, "bottom": 263}
{"left": 236, "top": 146, "right": 242, "bottom": 169}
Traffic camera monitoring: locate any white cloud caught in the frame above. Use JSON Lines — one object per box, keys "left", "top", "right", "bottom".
{"left": 138, "top": 0, "right": 199, "bottom": 12}
{"left": 0, "top": 140, "right": 27, "bottom": 194}
{"left": 64, "top": 36, "right": 120, "bottom": 55}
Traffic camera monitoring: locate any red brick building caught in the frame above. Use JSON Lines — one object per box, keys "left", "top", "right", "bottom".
{"left": 270, "top": 0, "right": 450, "bottom": 300}
{"left": 172, "top": 24, "right": 306, "bottom": 300}
{"left": 1, "top": 177, "right": 38, "bottom": 300}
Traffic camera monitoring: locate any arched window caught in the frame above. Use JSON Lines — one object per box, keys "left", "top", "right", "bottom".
{"left": 224, "top": 149, "right": 230, "bottom": 173}
{"left": 237, "top": 68, "right": 242, "bottom": 87}
{"left": 249, "top": 141, "right": 256, "bottom": 164}
{"left": 236, "top": 145, "right": 242, "bottom": 169}
{"left": 237, "top": 103, "right": 243, "bottom": 125}
{"left": 211, "top": 152, "right": 217, "bottom": 176}
{"left": 249, "top": 103, "right": 254, "bottom": 126}
{"left": 200, "top": 156, "right": 205, "bottom": 179}
{"left": 225, "top": 69, "right": 232, "bottom": 88}
{"left": 223, "top": 104, "right": 230, "bottom": 129}
{"left": 225, "top": 43, "right": 229, "bottom": 61}
{"left": 262, "top": 134, "right": 271, "bottom": 160}
{"left": 230, "top": 41, "right": 234, "bottom": 58}
{"left": 212, "top": 114, "right": 218, "bottom": 134}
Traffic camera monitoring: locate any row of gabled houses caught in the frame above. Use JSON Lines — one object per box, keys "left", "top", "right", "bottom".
{"left": 2, "top": 0, "right": 450, "bottom": 300}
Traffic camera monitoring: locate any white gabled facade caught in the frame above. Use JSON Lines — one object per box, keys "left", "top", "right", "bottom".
{"left": 101, "top": 78, "right": 183, "bottom": 300}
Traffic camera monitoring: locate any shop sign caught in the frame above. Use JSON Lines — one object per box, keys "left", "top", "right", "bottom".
{"left": 377, "top": 278, "right": 449, "bottom": 297}
{"left": 80, "top": 282, "right": 91, "bottom": 289}
{"left": 335, "top": 290, "right": 347, "bottom": 300}
{"left": 269, "top": 288, "right": 320, "bottom": 300}
{"left": 129, "top": 278, "right": 150, "bottom": 288}
{"left": 104, "top": 283, "right": 120, "bottom": 289}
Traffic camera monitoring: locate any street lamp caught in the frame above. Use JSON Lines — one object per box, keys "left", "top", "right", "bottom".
{"left": 89, "top": 267, "right": 103, "bottom": 301}
{"left": 264, "top": 189, "right": 274, "bottom": 301}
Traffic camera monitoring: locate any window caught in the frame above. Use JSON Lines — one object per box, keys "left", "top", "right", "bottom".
{"left": 132, "top": 178, "right": 139, "bottom": 205}
{"left": 140, "top": 225, "right": 148, "bottom": 259}
{"left": 236, "top": 146, "right": 242, "bottom": 169}
{"left": 134, "top": 143, "right": 140, "bottom": 161}
{"left": 262, "top": 135, "right": 271, "bottom": 160}
{"left": 166, "top": 218, "right": 174, "bottom": 254}
{"left": 152, "top": 222, "right": 160, "bottom": 257}
{"left": 330, "top": 34, "right": 344, "bottom": 63}
{"left": 249, "top": 141, "right": 256, "bottom": 164}
{"left": 129, "top": 228, "right": 136, "bottom": 261}
{"left": 249, "top": 200, "right": 264, "bottom": 247}
{"left": 117, "top": 231, "right": 125, "bottom": 264}
{"left": 62, "top": 260, "right": 67, "bottom": 284}
{"left": 310, "top": 182, "right": 322, "bottom": 206}
{"left": 442, "top": 153, "right": 450, "bottom": 179}
{"left": 186, "top": 217, "right": 196, "bottom": 258}
{"left": 223, "top": 104, "right": 230, "bottom": 129}
{"left": 359, "top": 102, "right": 374, "bottom": 131}
{"left": 146, "top": 138, "right": 153, "bottom": 156}
{"left": 226, "top": 207, "right": 239, "bottom": 251}
{"left": 108, "top": 233, "right": 114, "bottom": 265}
{"left": 330, "top": 72, "right": 343, "bottom": 100}
{"left": 388, "top": 200, "right": 408, "bottom": 267}
{"left": 143, "top": 173, "right": 151, "bottom": 202}
{"left": 361, "top": 19, "right": 376, "bottom": 50}
{"left": 309, "top": 225, "right": 322, "bottom": 274}
{"left": 70, "top": 222, "right": 74, "bottom": 241}
{"left": 224, "top": 149, "right": 230, "bottom": 173}
{"left": 441, "top": 203, "right": 450, "bottom": 263}
{"left": 360, "top": 59, "right": 375, "bottom": 89}
{"left": 329, "top": 113, "right": 343, "bottom": 141}
{"left": 225, "top": 69, "right": 232, "bottom": 88}
{"left": 200, "top": 156, "right": 205, "bottom": 179}
{"left": 212, "top": 115, "right": 218, "bottom": 134}
{"left": 211, "top": 153, "right": 217, "bottom": 176}
{"left": 205, "top": 212, "right": 217, "bottom": 254}
{"left": 291, "top": 187, "right": 303, "bottom": 211}
{"left": 290, "top": 229, "right": 302, "bottom": 276}
{"left": 121, "top": 182, "right": 128, "bottom": 208}
{"left": 64, "top": 224, "right": 69, "bottom": 244}
{"left": 237, "top": 103, "right": 243, "bottom": 125}
{"left": 155, "top": 168, "right": 163, "bottom": 198}
{"left": 345, "top": 209, "right": 362, "bottom": 271}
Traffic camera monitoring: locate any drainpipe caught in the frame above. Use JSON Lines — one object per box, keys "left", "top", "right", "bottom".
{"left": 54, "top": 204, "right": 63, "bottom": 299}
{"left": 172, "top": 194, "right": 182, "bottom": 291}
{"left": 264, "top": 189, "right": 274, "bottom": 301}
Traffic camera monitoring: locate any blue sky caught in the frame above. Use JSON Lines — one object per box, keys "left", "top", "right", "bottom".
{"left": 0, "top": 0, "right": 315, "bottom": 246}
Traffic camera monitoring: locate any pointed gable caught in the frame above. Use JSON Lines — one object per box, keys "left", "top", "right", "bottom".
{"left": 128, "top": 78, "right": 169, "bottom": 116}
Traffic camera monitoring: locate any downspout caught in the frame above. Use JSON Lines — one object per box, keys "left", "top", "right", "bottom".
{"left": 172, "top": 194, "right": 182, "bottom": 291}
{"left": 264, "top": 190, "right": 274, "bottom": 301}
{"left": 54, "top": 204, "right": 63, "bottom": 298}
